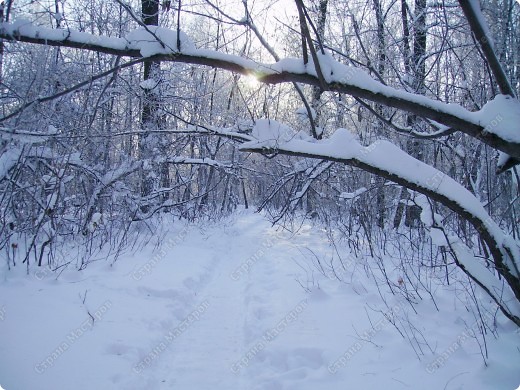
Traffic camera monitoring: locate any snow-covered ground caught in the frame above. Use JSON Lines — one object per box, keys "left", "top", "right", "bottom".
{"left": 0, "top": 210, "right": 519, "bottom": 390}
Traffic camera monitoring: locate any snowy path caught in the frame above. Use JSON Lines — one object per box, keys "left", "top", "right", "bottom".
{"left": 0, "top": 211, "right": 519, "bottom": 390}
{"left": 148, "top": 219, "right": 254, "bottom": 389}
{"left": 117, "top": 212, "right": 308, "bottom": 390}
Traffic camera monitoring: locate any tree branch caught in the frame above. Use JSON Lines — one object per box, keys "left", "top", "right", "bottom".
{"left": 458, "top": 0, "right": 515, "bottom": 97}
{"left": 0, "top": 22, "right": 519, "bottom": 158}
{"left": 240, "top": 125, "right": 520, "bottom": 323}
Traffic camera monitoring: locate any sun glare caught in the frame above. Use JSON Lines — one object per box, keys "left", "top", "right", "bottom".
{"left": 243, "top": 74, "right": 260, "bottom": 88}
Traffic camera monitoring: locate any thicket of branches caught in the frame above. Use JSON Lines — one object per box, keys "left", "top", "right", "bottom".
{"left": 0, "top": 0, "right": 519, "bottom": 333}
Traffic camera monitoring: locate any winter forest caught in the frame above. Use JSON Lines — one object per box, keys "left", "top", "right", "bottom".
{"left": 0, "top": 0, "right": 519, "bottom": 388}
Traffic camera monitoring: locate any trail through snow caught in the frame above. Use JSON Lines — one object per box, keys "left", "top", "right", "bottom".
{"left": 0, "top": 210, "right": 519, "bottom": 390}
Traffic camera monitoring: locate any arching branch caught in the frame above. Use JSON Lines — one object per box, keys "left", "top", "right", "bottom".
{"left": 0, "top": 21, "right": 518, "bottom": 159}
{"left": 239, "top": 122, "right": 520, "bottom": 325}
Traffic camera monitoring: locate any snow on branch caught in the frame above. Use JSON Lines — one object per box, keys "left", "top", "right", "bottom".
{"left": 240, "top": 119, "right": 520, "bottom": 325}
{"left": 414, "top": 194, "right": 520, "bottom": 323}
{"left": 240, "top": 120, "right": 500, "bottom": 236}
{"left": 1, "top": 21, "right": 519, "bottom": 159}
{"left": 166, "top": 157, "right": 233, "bottom": 169}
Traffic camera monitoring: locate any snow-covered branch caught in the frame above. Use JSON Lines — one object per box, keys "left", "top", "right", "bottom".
{"left": 240, "top": 119, "right": 520, "bottom": 325}
{"left": 1, "top": 21, "right": 519, "bottom": 159}
{"left": 165, "top": 157, "right": 233, "bottom": 169}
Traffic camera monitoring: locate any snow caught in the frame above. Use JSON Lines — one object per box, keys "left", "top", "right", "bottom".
{"left": 497, "top": 151, "right": 510, "bottom": 170}
{"left": 429, "top": 227, "right": 448, "bottom": 246}
{"left": 252, "top": 118, "right": 296, "bottom": 143}
{"left": 413, "top": 194, "right": 449, "bottom": 246}
{"left": 0, "top": 211, "right": 518, "bottom": 389}
{"left": 0, "top": 20, "right": 195, "bottom": 58}
{"left": 54, "top": 12, "right": 63, "bottom": 23}
{"left": 88, "top": 212, "right": 103, "bottom": 233}
{"left": 328, "top": 127, "right": 359, "bottom": 144}
{"left": 139, "top": 79, "right": 158, "bottom": 90}
{"left": 92, "top": 213, "right": 102, "bottom": 223}
{"left": 125, "top": 26, "right": 194, "bottom": 57}
{"left": 339, "top": 187, "right": 366, "bottom": 200}
{"left": 476, "top": 94, "right": 520, "bottom": 142}
{"left": 0, "top": 147, "right": 22, "bottom": 181}
{"left": 269, "top": 57, "right": 307, "bottom": 75}
{"left": 168, "top": 156, "right": 232, "bottom": 168}
{"left": 2, "top": 19, "right": 128, "bottom": 51}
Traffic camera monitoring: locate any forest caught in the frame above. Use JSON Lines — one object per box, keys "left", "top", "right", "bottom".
{"left": 0, "top": 0, "right": 519, "bottom": 388}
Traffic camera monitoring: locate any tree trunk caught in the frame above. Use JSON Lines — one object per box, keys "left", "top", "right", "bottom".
{"left": 393, "top": 0, "right": 412, "bottom": 229}
{"left": 140, "top": 0, "right": 168, "bottom": 209}
{"left": 372, "top": 0, "right": 386, "bottom": 228}
{"left": 404, "top": 0, "right": 427, "bottom": 227}
{"left": 311, "top": 0, "right": 328, "bottom": 135}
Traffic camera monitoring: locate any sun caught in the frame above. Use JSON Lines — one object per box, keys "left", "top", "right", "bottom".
{"left": 242, "top": 74, "right": 260, "bottom": 88}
